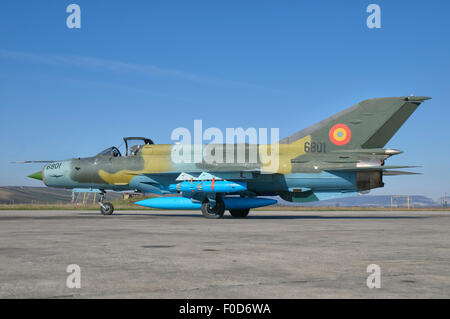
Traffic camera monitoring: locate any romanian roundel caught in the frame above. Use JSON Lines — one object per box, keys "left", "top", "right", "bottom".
{"left": 329, "top": 124, "right": 351, "bottom": 146}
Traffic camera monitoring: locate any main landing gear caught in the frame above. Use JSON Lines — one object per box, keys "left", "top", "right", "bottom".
{"left": 229, "top": 209, "right": 250, "bottom": 218}
{"left": 99, "top": 190, "right": 114, "bottom": 215}
{"left": 201, "top": 198, "right": 251, "bottom": 219}
{"left": 201, "top": 197, "right": 225, "bottom": 219}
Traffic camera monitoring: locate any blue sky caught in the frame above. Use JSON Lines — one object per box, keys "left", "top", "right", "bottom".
{"left": 0, "top": 0, "right": 449, "bottom": 199}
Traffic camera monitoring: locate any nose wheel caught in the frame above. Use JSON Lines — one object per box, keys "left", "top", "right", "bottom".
{"left": 100, "top": 202, "right": 114, "bottom": 215}
{"left": 99, "top": 191, "right": 114, "bottom": 215}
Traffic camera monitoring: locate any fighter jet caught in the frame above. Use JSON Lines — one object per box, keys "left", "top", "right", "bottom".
{"left": 26, "top": 96, "right": 430, "bottom": 218}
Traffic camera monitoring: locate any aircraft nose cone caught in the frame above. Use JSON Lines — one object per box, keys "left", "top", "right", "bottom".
{"left": 28, "top": 171, "right": 43, "bottom": 181}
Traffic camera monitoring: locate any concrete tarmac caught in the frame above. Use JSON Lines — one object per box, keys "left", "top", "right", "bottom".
{"left": 0, "top": 209, "right": 449, "bottom": 298}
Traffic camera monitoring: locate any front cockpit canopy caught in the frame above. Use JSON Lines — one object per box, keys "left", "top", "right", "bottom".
{"left": 96, "top": 137, "right": 154, "bottom": 157}
{"left": 97, "top": 146, "right": 122, "bottom": 157}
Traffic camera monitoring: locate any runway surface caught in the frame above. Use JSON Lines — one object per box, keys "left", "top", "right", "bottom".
{"left": 0, "top": 209, "right": 449, "bottom": 298}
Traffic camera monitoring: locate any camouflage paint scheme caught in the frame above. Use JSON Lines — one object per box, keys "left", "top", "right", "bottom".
{"left": 38, "top": 96, "right": 430, "bottom": 203}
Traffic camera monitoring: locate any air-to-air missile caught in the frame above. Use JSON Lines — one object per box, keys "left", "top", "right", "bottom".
{"left": 22, "top": 97, "right": 430, "bottom": 218}
{"left": 168, "top": 180, "right": 247, "bottom": 193}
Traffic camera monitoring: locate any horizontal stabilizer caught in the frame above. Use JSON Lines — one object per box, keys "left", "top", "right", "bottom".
{"left": 331, "top": 148, "right": 403, "bottom": 156}
{"left": 383, "top": 170, "right": 421, "bottom": 176}
{"left": 326, "top": 165, "right": 420, "bottom": 172}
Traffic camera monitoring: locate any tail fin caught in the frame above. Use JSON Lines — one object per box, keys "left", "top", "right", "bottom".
{"left": 279, "top": 96, "right": 431, "bottom": 149}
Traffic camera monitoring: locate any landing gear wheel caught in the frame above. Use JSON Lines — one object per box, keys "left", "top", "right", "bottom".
{"left": 229, "top": 209, "right": 250, "bottom": 218}
{"left": 201, "top": 198, "right": 225, "bottom": 219}
{"left": 100, "top": 202, "right": 114, "bottom": 215}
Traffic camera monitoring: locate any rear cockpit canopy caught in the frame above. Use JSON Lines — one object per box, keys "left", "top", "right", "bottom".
{"left": 124, "top": 137, "right": 153, "bottom": 156}
{"left": 96, "top": 137, "right": 154, "bottom": 157}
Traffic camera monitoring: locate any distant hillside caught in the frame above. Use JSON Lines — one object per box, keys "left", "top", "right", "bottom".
{"left": 0, "top": 187, "right": 72, "bottom": 204}
{"left": 0, "top": 187, "right": 120, "bottom": 204}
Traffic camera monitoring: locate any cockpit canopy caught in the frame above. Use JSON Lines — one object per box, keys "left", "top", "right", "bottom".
{"left": 97, "top": 146, "right": 122, "bottom": 157}
{"left": 96, "top": 137, "right": 154, "bottom": 157}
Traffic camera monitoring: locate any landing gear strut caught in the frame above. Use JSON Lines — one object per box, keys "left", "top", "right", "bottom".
{"left": 99, "top": 190, "right": 114, "bottom": 215}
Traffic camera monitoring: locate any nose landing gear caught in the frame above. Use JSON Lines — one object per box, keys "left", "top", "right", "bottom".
{"left": 99, "top": 190, "right": 114, "bottom": 215}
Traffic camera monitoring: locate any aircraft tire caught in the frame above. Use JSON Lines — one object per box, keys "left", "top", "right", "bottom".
{"left": 100, "top": 202, "right": 114, "bottom": 215}
{"left": 229, "top": 209, "right": 250, "bottom": 218}
{"left": 201, "top": 198, "right": 225, "bottom": 219}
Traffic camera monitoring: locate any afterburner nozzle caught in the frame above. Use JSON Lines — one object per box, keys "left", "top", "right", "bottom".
{"left": 28, "top": 171, "right": 43, "bottom": 181}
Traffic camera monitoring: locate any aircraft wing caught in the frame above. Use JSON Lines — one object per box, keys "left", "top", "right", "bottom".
{"left": 12, "top": 160, "right": 58, "bottom": 164}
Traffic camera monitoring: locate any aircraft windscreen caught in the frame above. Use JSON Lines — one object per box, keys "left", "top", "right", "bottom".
{"left": 97, "top": 147, "right": 121, "bottom": 157}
